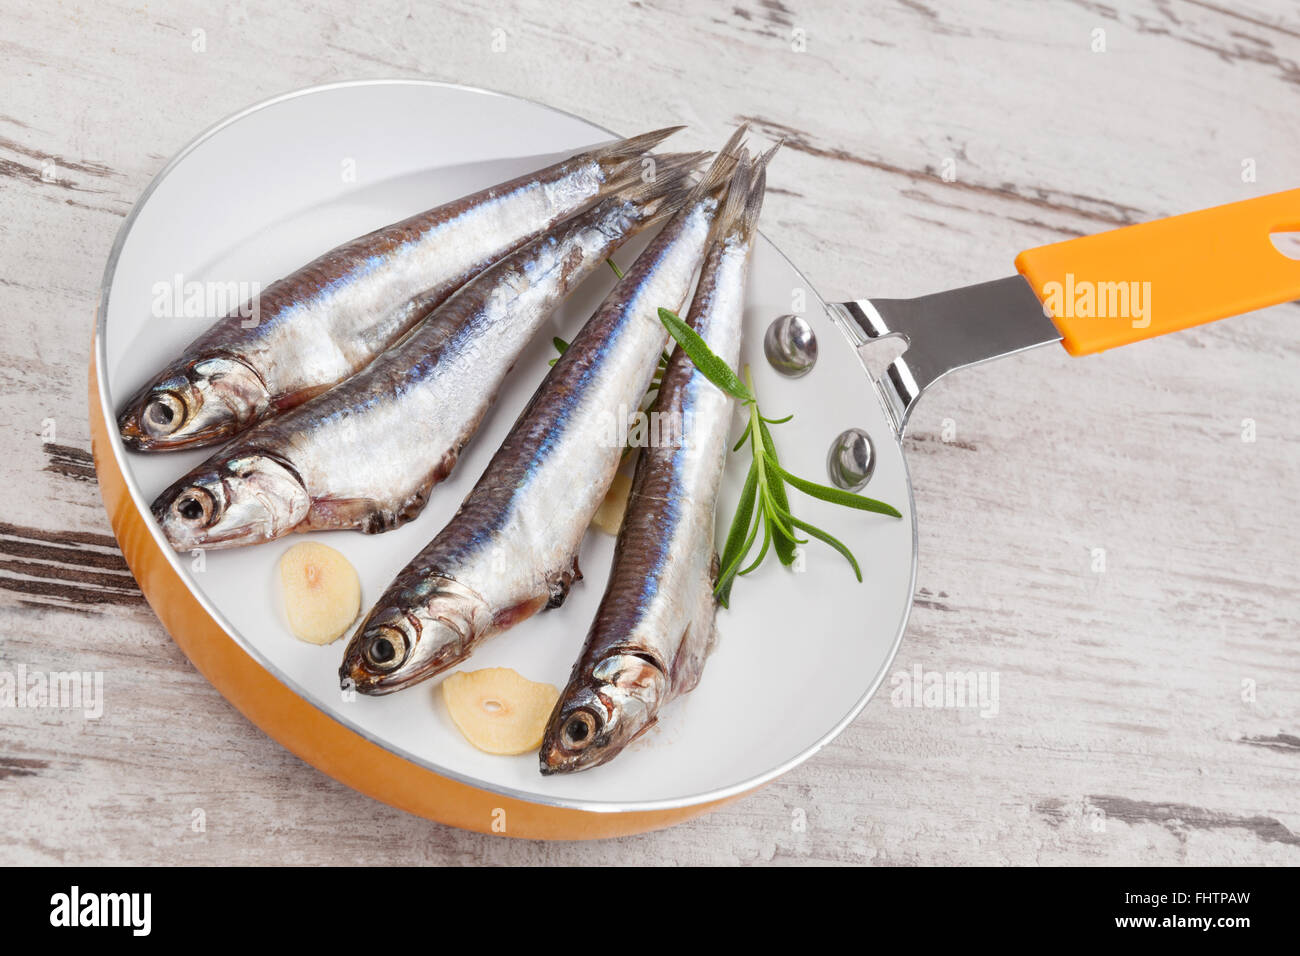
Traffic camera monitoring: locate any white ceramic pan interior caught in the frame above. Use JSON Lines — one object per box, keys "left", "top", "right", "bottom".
{"left": 98, "top": 81, "right": 917, "bottom": 813}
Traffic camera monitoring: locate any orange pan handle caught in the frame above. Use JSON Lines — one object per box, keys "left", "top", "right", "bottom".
{"left": 1015, "top": 189, "right": 1300, "bottom": 356}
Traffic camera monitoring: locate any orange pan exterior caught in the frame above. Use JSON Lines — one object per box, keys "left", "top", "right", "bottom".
{"left": 89, "top": 354, "right": 746, "bottom": 840}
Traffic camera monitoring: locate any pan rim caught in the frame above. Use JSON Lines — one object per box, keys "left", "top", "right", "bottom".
{"left": 92, "top": 78, "right": 920, "bottom": 815}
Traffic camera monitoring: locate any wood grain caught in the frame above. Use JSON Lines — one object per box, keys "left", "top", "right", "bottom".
{"left": 1, "top": 0, "right": 1297, "bottom": 864}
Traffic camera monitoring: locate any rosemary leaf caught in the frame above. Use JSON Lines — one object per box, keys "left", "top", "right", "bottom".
{"left": 765, "top": 452, "right": 903, "bottom": 517}
{"left": 715, "top": 461, "right": 760, "bottom": 600}
{"left": 778, "top": 507, "right": 864, "bottom": 582}
{"left": 658, "top": 308, "right": 754, "bottom": 403}
{"left": 738, "top": 507, "right": 773, "bottom": 576}
{"left": 756, "top": 414, "right": 799, "bottom": 564}
{"left": 732, "top": 420, "right": 753, "bottom": 452}
{"left": 715, "top": 498, "right": 762, "bottom": 607}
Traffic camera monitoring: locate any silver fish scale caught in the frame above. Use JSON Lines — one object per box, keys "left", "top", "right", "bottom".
{"left": 121, "top": 133, "right": 686, "bottom": 451}
{"left": 237, "top": 169, "right": 605, "bottom": 402}
{"left": 534, "top": 211, "right": 757, "bottom": 773}
{"left": 233, "top": 196, "right": 657, "bottom": 532}
{"left": 570, "top": 233, "right": 749, "bottom": 713}
{"left": 379, "top": 197, "right": 721, "bottom": 645}
{"left": 616, "top": 235, "right": 749, "bottom": 694}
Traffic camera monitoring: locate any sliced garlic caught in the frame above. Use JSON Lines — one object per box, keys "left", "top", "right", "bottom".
{"left": 278, "top": 541, "right": 361, "bottom": 645}
{"left": 592, "top": 472, "right": 633, "bottom": 536}
{"left": 442, "top": 667, "right": 559, "bottom": 755}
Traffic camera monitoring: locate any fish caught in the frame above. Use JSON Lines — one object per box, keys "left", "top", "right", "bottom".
{"left": 116, "top": 126, "right": 684, "bottom": 451}
{"left": 149, "top": 155, "right": 704, "bottom": 551}
{"left": 540, "top": 148, "right": 771, "bottom": 774}
{"left": 339, "top": 128, "right": 749, "bottom": 696}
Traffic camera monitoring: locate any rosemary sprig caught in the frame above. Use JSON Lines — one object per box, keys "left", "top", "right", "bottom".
{"left": 656, "top": 307, "right": 902, "bottom": 607}
{"left": 542, "top": 257, "right": 898, "bottom": 603}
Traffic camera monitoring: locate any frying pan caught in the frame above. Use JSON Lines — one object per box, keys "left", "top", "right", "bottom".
{"left": 89, "top": 80, "right": 1300, "bottom": 839}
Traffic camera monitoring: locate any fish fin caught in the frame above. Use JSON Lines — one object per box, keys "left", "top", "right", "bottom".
{"left": 712, "top": 151, "right": 754, "bottom": 241}
{"left": 544, "top": 578, "right": 571, "bottom": 609}
{"left": 742, "top": 141, "right": 778, "bottom": 235}
{"left": 394, "top": 452, "right": 459, "bottom": 525}
{"left": 685, "top": 125, "right": 748, "bottom": 203}
{"left": 670, "top": 564, "right": 722, "bottom": 694}
{"left": 627, "top": 716, "right": 658, "bottom": 744}
{"left": 714, "top": 140, "right": 775, "bottom": 242}
{"left": 610, "top": 151, "right": 709, "bottom": 225}
{"left": 492, "top": 594, "right": 549, "bottom": 632}
{"left": 589, "top": 126, "right": 684, "bottom": 177}
{"left": 304, "top": 498, "right": 395, "bottom": 533}
{"left": 274, "top": 383, "right": 333, "bottom": 412}
{"left": 752, "top": 139, "right": 781, "bottom": 176}
{"left": 394, "top": 487, "right": 432, "bottom": 526}
{"left": 670, "top": 618, "right": 717, "bottom": 696}
{"left": 718, "top": 122, "right": 750, "bottom": 160}
{"left": 544, "top": 555, "right": 583, "bottom": 609}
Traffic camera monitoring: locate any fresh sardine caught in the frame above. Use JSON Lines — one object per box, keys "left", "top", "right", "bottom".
{"left": 149, "top": 157, "right": 703, "bottom": 550}
{"left": 339, "top": 129, "right": 748, "bottom": 696}
{"left": 541, "top": 150, "right": 770, "bottom": 774}
{"left": 117, "top": 127, "right": 683, "bottom": 451}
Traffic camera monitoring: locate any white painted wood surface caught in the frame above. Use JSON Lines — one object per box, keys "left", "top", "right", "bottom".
{"left": 1, "top": 0, "right": 1297, "bottom": 864}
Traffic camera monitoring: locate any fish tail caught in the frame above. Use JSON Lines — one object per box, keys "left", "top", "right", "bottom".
{"left": 590, "top": 125, "right": 685, "bottom": 175}
{"left": 713, "top": 151, "right": 754, "bottom": 240}
{"left": 718, "top": 122, "right": 750, "bottom": 161}
{"left": 718, "top": 140, "right": 777, "bottom": 241}
{"left": 611, "top": 150, "right": 711, "bottom": 225}
{"left": 686, "top": 124, "right": 749, "bottom": 203}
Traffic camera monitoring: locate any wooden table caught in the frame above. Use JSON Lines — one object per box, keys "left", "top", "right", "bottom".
{"left": 2, "top": 0, "right": 1296, "bottom": 864}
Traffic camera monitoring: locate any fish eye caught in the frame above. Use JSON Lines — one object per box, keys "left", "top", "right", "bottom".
{"left": 172, "top": 488, "right": 215, "bottom": 525}
{"left": 561, "top": 710, "right": 597, "bottom": 751}
{"left": 363, "top": 627, "right": 407, "bottom": 671}
{"left": 141, "top": 392, "right": 185, "bottom": 436}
